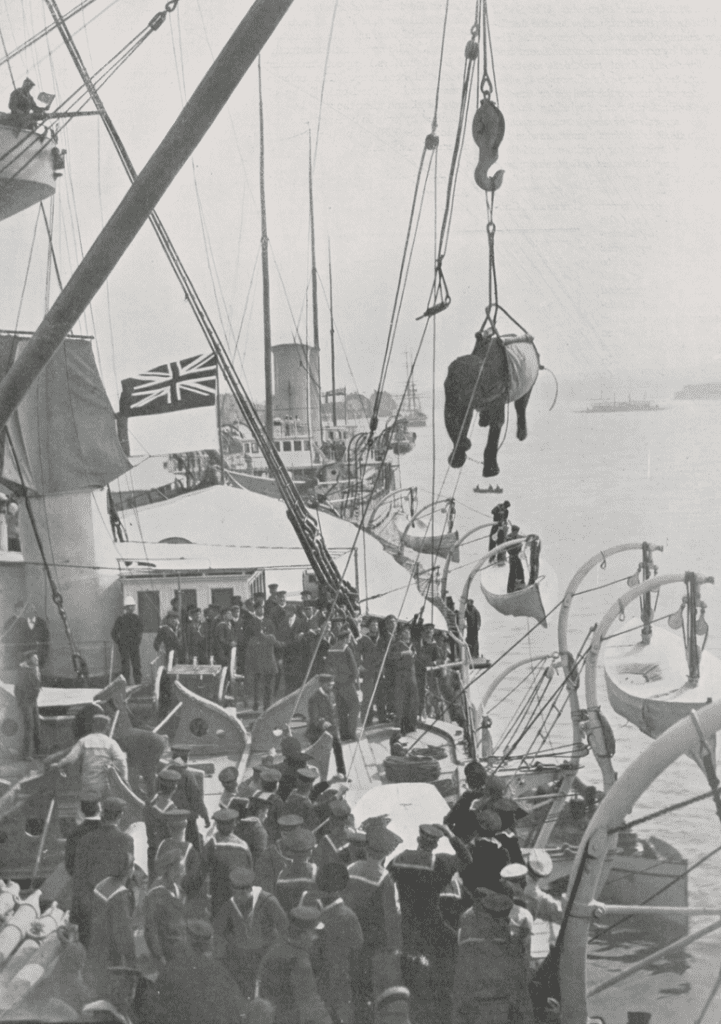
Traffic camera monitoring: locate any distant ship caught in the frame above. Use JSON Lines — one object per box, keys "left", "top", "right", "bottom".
{"left": 397, "top": 353, "right": 428, "bottom": 427}
{"left": 582, "top": 397, "right": 666, "bottom": 413}
{"left": 675, "top": 383, "right": 721, "bottom": 400}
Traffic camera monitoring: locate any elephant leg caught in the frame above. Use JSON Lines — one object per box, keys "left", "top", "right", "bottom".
{"left": 483, "top": 414, "right": 503, "bottom": 477}
{"left": 515, "top": 388, "right": 532, "bottom": 441}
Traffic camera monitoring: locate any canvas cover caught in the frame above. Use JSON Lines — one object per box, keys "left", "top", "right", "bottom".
{"left": 503, "top": 335, "right": 540, "bottom": 403}
{"left": 0, "top": 331, "right": 130, "bottom": 496}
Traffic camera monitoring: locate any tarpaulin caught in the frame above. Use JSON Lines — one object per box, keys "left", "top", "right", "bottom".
{"left": 0, "top": 331, "right": 131, "bottom": 496}
{"left": 503, "top": 335, "right": 540, "bottom": 403}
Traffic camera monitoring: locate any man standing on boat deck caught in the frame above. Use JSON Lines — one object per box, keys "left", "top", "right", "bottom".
{"left": 312, "top": 862, "right": 364, "bottom": 1024}
{"left": 203, "top": 806, "right": 254, "bottom": 915}
{"left": 155, "top": 808, "right": 205, "bottom": 912}
{"left": 213, "top": 865, "right": 288, "bottom": 999}
{"left": 144, "top": 767, "right": 181, "bottom": 876}
{"left": 464, "top": 600, "right": 481, "bottom": 659}
{"left": 387, "top": 626, "right": 419, "bottom": 736}
{"left": 144, "top": 845, "right": 187, "bottom": 967}
{"left": 84, "top": 853, "right": 136, "bottom": 998}
{"left": 257, "top": 905, "right": 331, "bottom": 1024}
{"left": 111, "top": 598, "right": 143, "bottom": 687}
{"left": 16, "top": 650, "right": 42, "bottom": 759}
{"left": 49, "top": 713, "right": 128, "bottom": 801}
{"left": 307, "top": 675, "right": 346, "bottom": 776}
{"left": 166, "top": 743, "right": 210, "bottom": 850}
{"left": 324, "top": 623, "right": 360, "bottom": 741}
{"left": 414, "top": 623, "right": 443, "bottom": 716}
{"left": 356, "top": 618, "right": 384, "bottom": 724}
{"left": 72, "top": 797, "right": 134, "bottom": 947}
{"left": 14, "top": 604, "right": 50, "bottom": 668}
{"left": 389, "top": 823, "right": 471, "bottom": 1024}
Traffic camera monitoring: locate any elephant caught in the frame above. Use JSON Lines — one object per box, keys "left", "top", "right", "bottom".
{"left": 444, "top": 331, "right": 539, "bottom": 476}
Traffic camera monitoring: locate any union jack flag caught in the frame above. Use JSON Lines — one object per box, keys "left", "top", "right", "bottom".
{"left": 119, "top": 353, "right": 218, "bottom": 417}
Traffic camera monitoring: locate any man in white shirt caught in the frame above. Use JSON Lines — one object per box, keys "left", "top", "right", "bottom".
{"left": 49, "top": 713, "right": 128, "bottom": 801}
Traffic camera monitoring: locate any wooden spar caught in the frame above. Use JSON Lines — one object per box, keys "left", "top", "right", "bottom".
{"left": 0, "top": 0, "right": 297, "bottom": 433}
{"left": 258, "top": 56, "right": 274, "bottom": 444}
{"left": 559, "top": 698, "right": 721, "bottom": 1024}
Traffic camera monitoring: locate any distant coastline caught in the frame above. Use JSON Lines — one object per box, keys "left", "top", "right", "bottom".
{"left": 675, "top": 383, "right": 721, "bottom": 400}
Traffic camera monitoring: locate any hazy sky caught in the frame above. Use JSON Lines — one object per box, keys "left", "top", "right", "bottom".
{"left": 1, "top": 0, "right": 720, "bottom": 453}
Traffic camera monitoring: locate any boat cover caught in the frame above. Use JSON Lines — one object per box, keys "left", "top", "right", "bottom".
{"left": 503, "top": 335, "right": 540, "bottom": 403}
{"left": 480, "top": 578, "right": 548, "bottom": 625}
{"left": 0, "top": 332, "right": 130, "bottom": 496}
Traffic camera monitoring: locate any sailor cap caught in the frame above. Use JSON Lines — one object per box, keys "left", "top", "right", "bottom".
{"left": 277, "top": 814, "right": 304, "bottom": 830}
{"left": 289, "top": 906, "right": 324, "bottom": 931}
{"left": 527, "top": 848, "right": 553, "bottom": 878}
{"left": 296, "top": 766, "right": 319, "bottom": 781}
{"left": 157, "top": 768, "right": 181, "bottom": 783}
{"left": 375, "top": 987, "right": 411, "bottom": 1009}
{"left": 212, "top": 807, "right": 239, "bottom": 822}
{"left": 218, "top": 766, "right": 239, "bottom": 783}
{"left": 230, "top": 866, "right": 255, "bottom": 887}
{"left": 260, "top": 768, "right": 282, "bottom": 784}
{"left": 500, "top": 862, "right": 528, "bottom": 881}
{"left": 328, "top": 799, "right": 351, "bottom": 818}
{"left": 419, "top": 823, "right": 444, "bottom": 840}
{"left": 284, "top": 828, "right": 316, "bottom": 852}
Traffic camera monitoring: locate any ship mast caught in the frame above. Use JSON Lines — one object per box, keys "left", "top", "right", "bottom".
{"left": 308, "top": 134, "right": 322, "bottom": 440}
{"left": 258, "top": 57, "right": 274, "bottom": 443}
{"left": 329, "top": 240, "right": 337, "bottom": 426}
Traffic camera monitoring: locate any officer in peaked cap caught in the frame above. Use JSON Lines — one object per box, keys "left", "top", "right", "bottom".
{"left": 218, "top": 765, "right": 240, "bottom": 810}
{"left": 204, "top": 806, "right": 253, "bottom": 915}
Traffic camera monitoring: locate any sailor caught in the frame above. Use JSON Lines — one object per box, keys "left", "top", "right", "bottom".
{"left": 15, "top": 650, "right": 42, "bottom": 759}
{"left": 387, "top": 626, "right": 419, "bottom": 736}
{"left": 374, "top": 986, "right": 413, "bottom": 1024}
{"left": 444, "top": 762, "right": 488, "bottom": 842}
{"left": 344, "top": 823, "right": 403, "bottom": 1020}
{"left": 257, "top": 905, "right": 331, "bottom": 1024}
{"left": 213, "top": 866, "right": 288, "bottom": 998}
{"left": 254, "top": 614, "right": 285, "bottom": 711}
{"left": 506, "top": 526, "right": 526, "bottom": 593}
{"left": 312, "top": 862, "right": 364, "bottom": 1024}
{"left": 451, "top": 886, "right": 533, "bottom": 1024}
{"left": 49, "top": 713, "right": 128, "bottom": 802}
{"left": 414, "top": 623, "right": 443, "bottom": 716}
{"left": 218, "top": 764, "right": 240, "bottom": 808}
{"left": 148, "top": 918, "right": 248, "bottom": 1024}
{"left": 229, "top": 796, "right": 269, "bottom": 862}
{"left": 203, "top": 807, "right": 253, "bottom": 915}
{"left": 256, "top": 767, "right": 285, "bottom": 841}
{"left": 155, "top": 807, "right": 205, "bottom": 911}
{"left": 155, "top": 612, "right": 182, "bottom": 717}
{"left": 71, "top": 797, "right": 134, "bottom": 948}
{"left": 144, "top": 767, "right": 181, "bottom": 876}
{"left": 324, "top": 626, "right": 360, "bottom": 741}
{"left": 388, "top": 824, "right": 469, "bottom": 1023}
{"left": 356, "top": 618, "right": 384, "bottom": 723}
{"left": 111, "top": 598, "right": 143, "bottom": 687}
{"left": 523, "top": 849, "right": 563, "bottom": 922}
{"left": 144, "top": 845, "right": 187, "bottom": 967}
{"left": 166, "top": 745, "right": 210, "bottom": 850}
{"left": 278, "top": 733, "right": 312, "bottom": 800}
{"left": 275, "top": 827, "right": 318, "bottom": 915}
{"left": 214, "top": 608, "right": 237, "bottom": 668}
{"left": 236, "top": 763, "right": 263, "bottom": 802}
{"left": 464, "top": 600, "right": 481, "bottom": 659}
{"left": 307, "top": 675, "right": 346, "bottom": 776}
{"left": 282, "top": 765, "right": 323, "bottom": 831}
{"left": 255, "top": 813, "right": 305, "bottom": 895}
{"left": 185, "top": 606, "right": 206, "bottom": 664}
{"left": 312, "top": 799, "right": 354, "bottom": 869}
{"left": 13, "top": 604, "right": 50, "bottom": 667}
{"left": 84, "top": 852, "right": 136, "bottom": 999}
{"left": 65, "top": 799, "right": 102, "bottom": 879}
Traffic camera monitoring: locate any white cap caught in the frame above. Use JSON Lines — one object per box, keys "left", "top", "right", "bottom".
{"left": 123, "top": 596, "right": 136, "bottom": 607}
{"left": 500, "top": 862, "right": 528, "bottom": 881}
{"left": 526, "top": 848, "right": 553, "bottom": 878}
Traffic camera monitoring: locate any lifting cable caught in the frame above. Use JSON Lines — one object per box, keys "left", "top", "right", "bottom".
{"left": 368, "top": 0, "right": 452, "bottom": 438}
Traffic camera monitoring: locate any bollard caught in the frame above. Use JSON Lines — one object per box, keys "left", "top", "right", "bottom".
{"left": 0, "top": 932, "right": 62, "bottom": 1014}
{"left": 0, "top": 891, "right": 41, "bottom": 966}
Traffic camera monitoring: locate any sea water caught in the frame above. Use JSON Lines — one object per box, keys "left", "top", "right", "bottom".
{"left": 398, "top": 394, "right": 721, "bottom": 1023}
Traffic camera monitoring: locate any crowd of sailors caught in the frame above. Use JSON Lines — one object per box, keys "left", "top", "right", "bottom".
{"left": 112, "top": 589, "right": 473, "bottom": 734}
{"left": 53, "top": 750, "right": 561, "bottom": 1024}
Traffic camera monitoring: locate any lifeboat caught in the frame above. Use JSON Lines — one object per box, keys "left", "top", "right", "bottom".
{"left": 0, "top": 123, "right": 57, "bottom": 222}
{"left": 396, "top": 514, "right": 459, "bottom": 560}
{"left": 478, "top": 537, "right": 553, "bottom": 626}
{"left": 604, "top": 622, "right": 721, "bottom": 743}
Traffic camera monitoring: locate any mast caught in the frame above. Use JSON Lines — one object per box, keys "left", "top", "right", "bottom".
{"left": 308, "top": 134, "right": 322, "bottom": 441}
{"left": 0, "top": 0, "right": 297, "bottom": 431}
{"left": 258, "top": 56, "right": 274, "bottom": 443}
{"left": 328, "top": 240, "right": 337, "bottom": 426}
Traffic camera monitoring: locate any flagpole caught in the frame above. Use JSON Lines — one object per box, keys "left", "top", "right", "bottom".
{"left": 216, "top": 364, "right": 225, "bottom": 485}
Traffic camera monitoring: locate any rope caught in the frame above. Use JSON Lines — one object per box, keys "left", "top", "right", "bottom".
{"left": 0, "top": 22, "right": 16, "bottom": 88}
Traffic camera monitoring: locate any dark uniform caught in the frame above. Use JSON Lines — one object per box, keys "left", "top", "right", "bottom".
{"left": 111, "top": 609, "right": 143, "bottom": 686}
{"left": 387, "top": 640, "right": 419, "bottom": 735}
{"left": 144, "top": 791, "right": 178, "bottom": 877}
{"left": 324, "top": 642, "right": 359, "bottom": 741}
{"left": 15, "top": 658, "right": 42, "bottom": 759}
{"left": 84, "top": 876, "right": 136, "bottom": 997}
{"left": 214, "top": 880, "right": 288, "bottom": 998}
{"left": 315, "top": 897, "right": 363, "bottom": 1024}
{"left": 144, "top": 879, "right": 186, "bottom": 964}
{"left": 156, "top": 835, "right": 204, "bottom": 906}
{"left": 257, "top": 907, "right": 331, "bottom": 1024}
{"left": 414, "top": 637, "right": 443, "bottom": 717}
{"left": 168, "top": 761, "right": 210, "bottom": 851}
{"left": 203, "top": 819, "right": 253, "bottom": 916}
{"left": 72, "top": 822, "right": 134, "bottom": 947}
{"left": 356, "top": 632, "right": 384, "bottom": 722}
